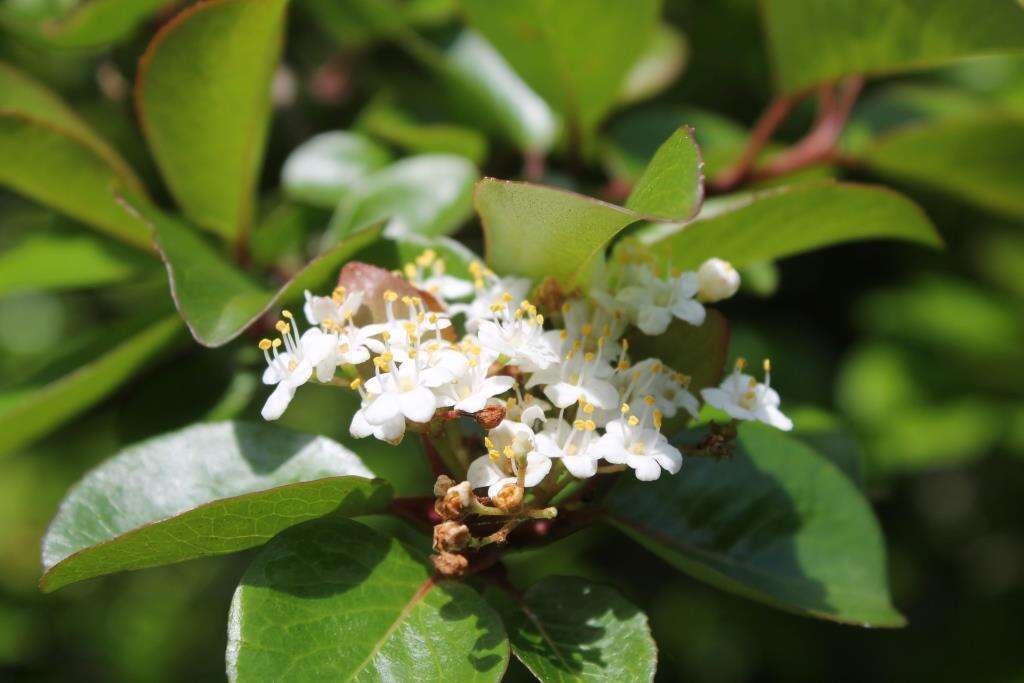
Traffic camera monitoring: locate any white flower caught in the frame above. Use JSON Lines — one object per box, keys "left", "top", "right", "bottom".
{"left": 403, "top": 249, "right": 474, "bottom": 303}
{"left": 697, "top": 257, "right": 740, "bottom": 303}
{"left": 450, "top": 269, "right": 532, "bottom": 333}
{"left": 701, "top": 359, "right": 792, "bottom": 431}
{"left": 311, "top": 320, "right": 385, "bottom": 382}
{"left": 616, "top": 267, "right": 706, "bottom": 335}
{"left": 349, "top": 402, "right": 406, "bottom": 444}
{"left": 435, "top": 346, "right": 515, "bottom": 413}
{"left": 362, "top": 354, "right": 451, "bottom": 425}
{"left": 592, "top": 412, "right": 683, "bottom": 481}
{"left": 477, "top": 295, "right": 559, "bottom": 369}
{"left": 526, "top": 346, "right": 619, "bottom": 410}
{"left": 303, "top": 287, "right": 363, "bottom": 327}
{"left": 467, "top": 420, "right": 551, "bottom": 496}
{"left": 617, "top": 358, "right": 700, "bottom": 420}
{"left": 534, "top": 418, "right": 601, "bottom": 478}
{"left": 259, "top": 314, "right": 333, "bottom": 420}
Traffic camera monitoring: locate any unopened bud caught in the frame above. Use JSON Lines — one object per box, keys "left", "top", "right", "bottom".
{"left": 493, "top": 483, "right": 523, "bottom": 512}
{"left": 473, "top": 404, "right": 506, "bottom": 430}
{"left": 431, "top": 551, "right": 469, "bottom": 578}
{"left": 697, "top": 258, "right": 740, "bottom": 303}
{"left": 432, "top": 521, "right": 471, "bottom": 552}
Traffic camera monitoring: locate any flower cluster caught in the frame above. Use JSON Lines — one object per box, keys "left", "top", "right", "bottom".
{"left": 257, "top": 249, "right": 792, "bottom": 504}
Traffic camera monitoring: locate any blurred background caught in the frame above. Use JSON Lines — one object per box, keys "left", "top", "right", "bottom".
{"left": 1, "top": 0, "right": 1023, "bottom": 681}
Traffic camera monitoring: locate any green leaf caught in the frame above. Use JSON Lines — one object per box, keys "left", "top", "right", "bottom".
{"left": 624, "top": 126, "right": 703, "bottom": 221}
{"left": 122, "top": 197, "right": 384, "bottom": 347}
{"left": 487, "top": 576, "right": 657, "bottom": 682}
{"left": 281, "top": 131, "right": 393, "bottom": 209}
{"left": 0, "top": 315, "right": 183, "bottom": 458}
{"left": 787, "top": 406, "right": 863, "bottom": 486}
{"left": 459, "top": 0, "right": 660, "bottom": 148}
{"left": 632, "top": 182, "right": 942, "bottom": 270}
{"left": 299, "top": 0, "right": 454, "bottom": 49}
{"left": 357, "top": 98, "right": 489, "bottom": 165}
{"left": 479, "top": 127, "right": 703, "bottom": 285}
{"left": 227, "top": 517, "right": 509, "bottom": 681}
{"left": 619, "top": 23, "right": 688, "bottom": 105}
{"left": 627, "top": 310, "right": 729, "bottom": 393}
{"left": 136, "top": 0, "right": 288, "bottom": 241}
{"left": 0, "top": 62, "right": 150, "bottom": 249}
{"left": 761, "top": 0, "right": 1024, "bottom": 93}
{"left": 0, "top": 219, "right": 150, "bottom": 295}
{"left": 13, "top": 0, "right": 169, "bottom": 48}
{"left": 325, "top": 154, "right": 478, "bottom": 242}
{"left": 855, "top": 114, "right": 1024, "bottom": 219}
{"left": 604, "top": 422, "right": 905, "bottom": 627}
{"left": 41, "top": 422, "right": 391, "bottom": 592}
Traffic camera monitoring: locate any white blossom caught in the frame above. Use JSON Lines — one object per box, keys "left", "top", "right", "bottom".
{"left": 467, "top": 420, "right": 551, "bottom": 496}
{"left": 697, "top": 257, "right": 741, "bottom": 303}
{"left": 259, "top": 313, "right": 333, "bottom": 420}
{"left": 534, "top": 417, "right": 601, "bottom": 478}
{"left": 616, "top": 266, "right": 706, "bottom": 335}
{"left": 592, "top": 405, "right": 683, "bottom": 481}
{"left": 701, "top": 359, "right": 792, "bottom": 431}
{"left": 435, "top": 345, "right": 515, "bottom": 413}
{"left": 477, "top": 295, "right": 559, "bottom": 369}
{"left": 450, "top": 263, "right": 532, "bottom": 332}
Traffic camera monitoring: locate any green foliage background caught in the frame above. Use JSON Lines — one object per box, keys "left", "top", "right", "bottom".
{"left": 0, "top": 0, "right": 1023, "bottom": 680}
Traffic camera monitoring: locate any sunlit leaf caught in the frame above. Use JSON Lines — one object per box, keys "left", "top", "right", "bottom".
{"left": 41, "top": 421, "right": 390, "bottom": 592}
{"left": 227, "top": 517, "right": 509, "bottom": 681}
{"left": 137, "top": 0, "right": 288, "bottom": 241}
{"left": 281, "top": 131, "right": 392, "bottom": 209}
{"left": 357, "top": 97, "right": 488, "bottom": 165}
{"left": 619, "top": 23, "right": 688, "bottom": 105}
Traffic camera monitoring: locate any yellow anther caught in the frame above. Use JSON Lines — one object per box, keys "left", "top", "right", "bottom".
{"left": 401, "top": 295, "right": 414, "bottom": 306}
{"left": 416, "top": 249, "right": 436, "bottom": 266}
{"left": 573, "top": 419, "right": 586, "bottom": 430}
{"left": 349, "top": 378, "right": 362, "bottom": 390}
{"left": 381, "top": 330, "right": 391, "bottom": 341}
{"left": 490, "top": 303, "right": 504, "bottom": 313}
{"left": 644, "top": 395, "right": 656, "bottom": 406}
{"left": 484, "top": 436, "right": 494, "bottom": 449}
{"left": 735, "top": 357, "right": 747, "bottom": 372}
{"left": 506, "top": 397, "right": 517, "bottom": 407}
{"left": 653, "top": 410, "right": 663, "bottom": 429}
{"left": 428, "top": 313, "right": 438, "bottom": 323}
{"left": 584, "top": 420, "right": 596, "bottom": 431}
{"left": 503, "top": 445, "right": 515, "bottom": 459}
{"left": 333, "top": 286, "right": 346, "bottom": 298}
{"left": 501, "top": 292, "right": 513, "bottom": 302}
{"left": 763, "top": 358, "right": 772, "bottom": 373}
{"left": 281, "top": 310, "right": 293, "bottom": 319}
{"left": 383, "top": 290, "right": 398, "bottom": 302}
{"left": 618, "top": 360, "right": 631, "bottom": 371}
{"left": 258, "top": 339, "right": 272, "bottom": 351}
{"left": 474, "top": 278, "right": 485, "bottom": 289}
{"left": 627, "top": 415, "right": 640, "bottom": 427}
{"left": 581, "top": 324, "right": 593, "bottom": 336}
{"left": 651, "top": 362, "right": 663, "bottom": 373}
{"left": 403, "top": 263, "right": 418, "bottom": 279}
{"left": 620, "top": 339, "right": 629, "bottom": 351}
{"left": 582, "top": 402, "right": 595, "bottom": 415}
{"left": 584, "top": 352, "right": 595, "bottom": 363}
{"left": 535, "top": 314, "right": 544, "bottom": 325}
{"left": 275, "top": 321, "right": 291, "bottom": 334}
{"left": 411, "top": 296, "right": 422, "bottom": 307}
{"left": 489, "top": 450, "right": 501, "bottom": 461}
{"left": 272, "top": 338, "right": 282, "bottom": 348}
{"left": 620, "top": 403, "right": 630, "bottom": 414}
{"left": 560, "top": 330, "right": 569, "bottom": 340}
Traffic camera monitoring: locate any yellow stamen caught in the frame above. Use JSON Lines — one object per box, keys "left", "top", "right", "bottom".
{"left": 258, "top": 339, "right": 272, "bottom": 351}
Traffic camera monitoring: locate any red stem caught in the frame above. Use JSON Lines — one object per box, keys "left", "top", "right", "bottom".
{"left": 712, "top": 90, "right": 807, "bottom": 191}
{"left": 419, "top": 432, "right": 448, "bottom": 479}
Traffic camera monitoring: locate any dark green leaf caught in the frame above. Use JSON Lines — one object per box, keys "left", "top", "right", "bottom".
{"left": 627, "top": 310, "right": 730, "bottom": 393}
{"left": 631, "top": 182, "right": 942, "bottom": 270}
{"left": 619, "top": 23, "right": 688, "bottom": 105}
{"left": 787, "top": 406, "right": 863, "bottom": 486}
{"left": 137, "top": 0, "right": 288, "bottom": 241}
{"left": 761, "top": 0, "right": 1024, "bottom": 92}
{"left": 121, "top": 197, "right": 384, "bottom": 347}
{"left": 459, "top": 0, "right": 659, "bottom": 148}
{"left": 0, "top": 61, "right": 150, "bottom": 249}
{"left": 227, "top": 517, "right": 509, "bottom": 681}
{"left": 0, "top": 315, "right": 183, "bottom": 458}
{"left": 281, "top": 131, "right": 393, "bottom": 209}
{"left": 41, "top": 421, "right": 391, "bottom": 592}
{"left": 487, "top": 576, "right": 657, "bottom": 682}
{"left": 855, "top": 114, "right": 1024, "bottom": 219}
{"left": 12, "top": 0, "right": 168, "bottom": 48}
{"left": 605, "top": 422, "right": 905, "bottom": 626}
{"left": 325, "top": 154, "right": 478, "bottom": 242}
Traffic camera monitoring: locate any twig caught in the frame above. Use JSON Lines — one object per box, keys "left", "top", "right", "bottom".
{"left": 419, "top": 432, "right": 448, "bottom": 479}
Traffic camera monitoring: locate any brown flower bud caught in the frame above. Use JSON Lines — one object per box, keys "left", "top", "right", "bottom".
{"left": 435, "top": 481, "right": 472, "bottom": 520}
{"left": 472, "top": 404, "right": 506, "bottom": 430}
{"left": 433, "top": 474, "right": 455, "bottom": 498}
{"left": 432, "top": 521, "right": 471, "bottom": 553}
{"left": 493, "top": 483, "right": 523, "bottom": 512}
{"left": 431, "top": 551, "right": 469, "bottom": 578}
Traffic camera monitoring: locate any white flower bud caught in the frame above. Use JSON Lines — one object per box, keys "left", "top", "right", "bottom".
{"left": 697, "top": 258, "right": 740, "bottom": 303}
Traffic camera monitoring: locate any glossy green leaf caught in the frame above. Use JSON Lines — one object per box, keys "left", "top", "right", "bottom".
{"left": 12, "top": 0, "right": 168, "bottom": 48}
{"left": 605, "top": 422, "right": 905, "bottom": 626}
{"left": 325, "top": 154, "right": 478, "bottom": 242}
{"left": 137, "top": 0, "right": 288, "bottom": 241}
{"left": 281, "top": 131, "right": 393, "bottom": 209}
{"left": 459, "top": 0, "right": 659, "bottom": 148}
{"left": 122, "top": 197, "right": 384, "bottom": 347}
{"left": 0, "top": 222, "right": 149, "bottom": 295}
{"left": 479, "top": 127, "right": 702, "bottom": 285}
{"left": 0, "top": 315, "right": 183, "bottom": 458}
{"left": 0, "top": 61, "right": 150, "bottom": 249}
{"left": 624, "top": 126, "right": 703, "bottom": 221}
{"left": 228, "top": 517, "right": 509, "bottom": 681}
{"left": 487, "top": 576, "right": 657, "bottom": 682}
{"left": 856, "top": 114, "right": 1024, "bottom": 219}
{"left": 41, "top": 422, "right": 390, "bottom": 592}
{"left": 300, "top": 0, "right": 454, "bottom": 49}
{"left": 426, "top": 29, "right": 558, "bottom": 153}
{"left": 357, "top": 98, "right": 488, "bottom": 165}
{"left": 619, "top": 23, "right": 688, "bottom": 105}
{"left": 633, "top": 182, "right": 942, "bottom": 270}
{"left": 761, "top": 0, "right": 1024, "bottom": 93}
{"left": 787, "top": 406, "right": 863, "bottom": 486}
